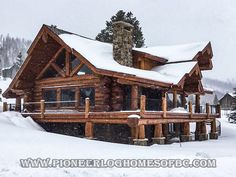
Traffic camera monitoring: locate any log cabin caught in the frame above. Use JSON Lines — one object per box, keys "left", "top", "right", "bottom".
{"left": 2, "top": 22, "right": 220, "bottom": 145}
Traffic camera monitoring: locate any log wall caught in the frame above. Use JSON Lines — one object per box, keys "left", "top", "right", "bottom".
{"left": 31, "top": 75, "right": 113, "bottom": 112}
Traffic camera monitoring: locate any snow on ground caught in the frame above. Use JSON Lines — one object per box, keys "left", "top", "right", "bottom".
{"left": 0, "top": 111, "right": 236, "bottom": 177}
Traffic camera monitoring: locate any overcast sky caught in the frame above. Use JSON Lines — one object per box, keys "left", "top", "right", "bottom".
{"left": 0, "top": 0, "right": 236, "bottom": 82}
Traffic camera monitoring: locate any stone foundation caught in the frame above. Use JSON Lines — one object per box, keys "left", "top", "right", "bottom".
{"left": 209, "top": 132, "right": 218, "bottom": 139}
{"left": 152, "top": 137, "right": 166, "bottom": 144}
{"left": 180, "top": 135, "right": 192, "bottom": 142}
{"left": 198, "top": 133, "right": 208, "bottom": 141}
{"left": 133, "top": 138, "right": 148, "bottom": 146}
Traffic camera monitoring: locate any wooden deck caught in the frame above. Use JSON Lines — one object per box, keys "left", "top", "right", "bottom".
{"left": 22, "top": 111, "right": 220, "bottom": 125}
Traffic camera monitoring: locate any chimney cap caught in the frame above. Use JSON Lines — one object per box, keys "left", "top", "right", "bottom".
{"left": 113, "top": 21, "right": 134, "bottom": 28}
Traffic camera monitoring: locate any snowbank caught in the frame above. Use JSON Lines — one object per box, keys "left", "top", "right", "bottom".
{"left": 0, "top": 112, "right": 236, "bottom": 177}
{"left": 0, "top": 111, "right": 44, "bottom": 131}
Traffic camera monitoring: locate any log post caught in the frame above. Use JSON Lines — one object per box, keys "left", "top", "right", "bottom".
{"left": 173, "top": 90, "right": 177, "bottom": 108}
{"left": 15, "top": 97, "right": 21, "bottom": 112}
{"left": 140, "top": 95, "right": 146, "bottom": 115}
{"left": 180, "top": 122, "right": 192, "bottom": 142}
{"left": 189, "top": 101, "right": 193, "bottom": 118}
{"left": 216, "top": 104, "right": 221, "bottom": 118}
{"left": 131, "top": 85, "right": 138, "bottom": 110}
{"left": 3, "top": 102, "right": 8, "bottom": 112}
{"left": 85, "top": 121, "right": 94, "bottom": 139}
{"left": 152, "top": 123, "right": 165, "bottom": 144}
{"left": 85, "top": 98, "right": 90, "bottom": 118}
{"left": 162, "top": 93, "right": 167, "bottom": 118}
{"left": 210, "top": 118, "right": 218, "bottom": 139}
{"left": 138, "top": 125, "right": 145, "bottom": 139}
{"left": 195, "top": 94, "right": 201, "bottom": 113}
{"left": 40, "top": 100, "right": 45, "bottom": 118}
{"left": 198, "top": 122, "right": 208, "bottom": 141}
{"left": 181, "top": 93, "right": 187, "bottom": 108}
{"left": 206, "top": 103, "right": 210, "bottom": 118}
{"left": 133, "top": 124, "right": 148, "bottom": 146}
{"left": 131, "top": 126, "right": 139, "bottom": 139}
{"left": 195, "top": 122, "right": 201, "bottom": 140}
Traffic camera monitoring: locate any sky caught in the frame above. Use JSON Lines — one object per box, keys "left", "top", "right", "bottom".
{"left": 0, "top": 0, "right": 236, "bottom": 82}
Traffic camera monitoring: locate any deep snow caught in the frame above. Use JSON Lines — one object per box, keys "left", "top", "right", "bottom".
{"left": 0, "top": 111, "right": 236, "bottom": 177}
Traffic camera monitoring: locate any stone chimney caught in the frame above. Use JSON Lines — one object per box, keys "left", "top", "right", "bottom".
{"left": 112, "top": 21, "right": 134, "bottom": 67}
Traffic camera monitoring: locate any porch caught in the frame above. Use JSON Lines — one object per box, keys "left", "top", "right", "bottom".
{"left": 3, "top": 94, "right": 221, "bottom": 145}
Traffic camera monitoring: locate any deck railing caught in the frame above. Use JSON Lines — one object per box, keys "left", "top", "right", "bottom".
{"left": 3, "top": 95, "right": 221, "bottom": 120}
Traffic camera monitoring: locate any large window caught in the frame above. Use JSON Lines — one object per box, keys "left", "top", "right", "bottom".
{"left": 70, "top": 55, "right": 81, "bottom": 70}
{"left": 80, "top": 87, "right": 95, "bottom": 106}
{"left": 43, "top": 89, "right": 57, "bottom": 107}
{"left": 77, "top": 65, "right": 93, "bottom": 75}
{"left": 42, "top": 67, "right": 59, "bottom": 79}
{"left": 61, "top": 88, "right": 76, "bottom": 107}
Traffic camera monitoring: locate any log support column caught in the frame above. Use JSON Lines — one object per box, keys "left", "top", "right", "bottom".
{"left": 15, "top": 96, "right": 21, "bottom": 112}
{"left": 180, "top": 122, "right": 192, "bottom": 142}
{"left": 195, "top": 94, "right": 201, "bottom": 113}
{"left": 85, "top": 122, "right": 94, "bottom": 139}
{"left": 131, "top": 85, "right": 138, "bottom": 110}
{"left": 209, "top": 118, "right": 218, "bottom": 139}
{"left": 198, "top": 122, "right": 208, "bottom": 141}
{"left": 152, "top": 124, "right": 166, "bottom": 144}
{"left": 173, "top": 90, "right": 180, "bottom": 136}
{"left": 132, "top": 125, "right": 148, "bottom": 146}
{"left": 181, "top": 93, "right": 187, "bottom": 108}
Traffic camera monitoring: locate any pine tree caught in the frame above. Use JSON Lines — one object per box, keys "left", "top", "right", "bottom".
{"left": 96, "top": 10, "right": 145, "bottom": 48}
{"left": 229, "top": 88, "right": 236, "bottom": 122}
{"left": 15, "top": 52, "right": 23, "bottom": 68}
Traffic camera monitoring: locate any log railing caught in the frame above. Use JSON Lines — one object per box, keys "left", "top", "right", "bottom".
{"left": 5, "top": 94, "right": 221, "bottom": 122}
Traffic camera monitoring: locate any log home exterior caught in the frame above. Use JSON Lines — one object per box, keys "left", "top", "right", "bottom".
{"left": 3, "top": 22, "right": 220, "bottom": 145}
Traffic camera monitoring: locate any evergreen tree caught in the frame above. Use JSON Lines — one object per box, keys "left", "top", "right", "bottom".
{"left": 229, "top": 88, "right": 236, "bottom": 122}
{"left": 15, "top": 52, "right": 23, "bottom": 68}
{"left": 96, "top": 10, "right": 145, "bottom": 48}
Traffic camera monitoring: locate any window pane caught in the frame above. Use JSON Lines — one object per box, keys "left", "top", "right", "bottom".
{"left": 43, "top": 90, "right": 57, "bottom": 107}
{"left": 77, "top": 65, "right": 92, "bottom": 75}
{"left": 42, "top": 66, "right": 59, "bottom": 78}
{"left": 80, "top": 88, "right": 95, "bottom": 106}
{"left": 70, "top": 55, "right": 81, "bottom": 70}
{"left": 55, "top": 50, "right": 66, "bottom": 71}
{"left": 61, "top": 89, "right": 76, "bottom": 107}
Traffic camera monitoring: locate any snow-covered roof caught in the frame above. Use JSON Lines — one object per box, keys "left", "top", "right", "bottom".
{"left": 228, "top": 93, "right": 235, "bottom": 97}
{"left": 59, "top": 33, "right": 199, "bottom": 85}
{"left": 203, "top": 87, "right": 214, "bottom": 93}
{"left": 133, "top": 41, "right": 209, "bottom": 62}
{"left": 151, "top": 62, "right": 197, "bottom": 83}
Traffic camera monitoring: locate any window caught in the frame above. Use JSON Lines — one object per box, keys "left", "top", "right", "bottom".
{"left": 55, "top": 50, "right": 66, "bottom": 71}
{"left": 43, "top": 89, "right": 57, "bottom": 107}
{"left": 80, "top": 87, "right": 95, "bottom": 106}
{"left": 61, "top": 88, "right": 76, "bottom": 107}
{"left": 70, "top": 55, "right": 81, "bottom": 70}
{"left": 42, "top": 66, "right": 59, "bottom": 79}
{"left": 77, "top": 65, "right": 93, "bottom": 75}
{"left": 123, "top": 85, "right": 131, "bottom": 110}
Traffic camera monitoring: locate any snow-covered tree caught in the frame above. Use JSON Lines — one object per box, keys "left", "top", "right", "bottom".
{"left": 96, "top": 10, "right": 145, "bottom": 48}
